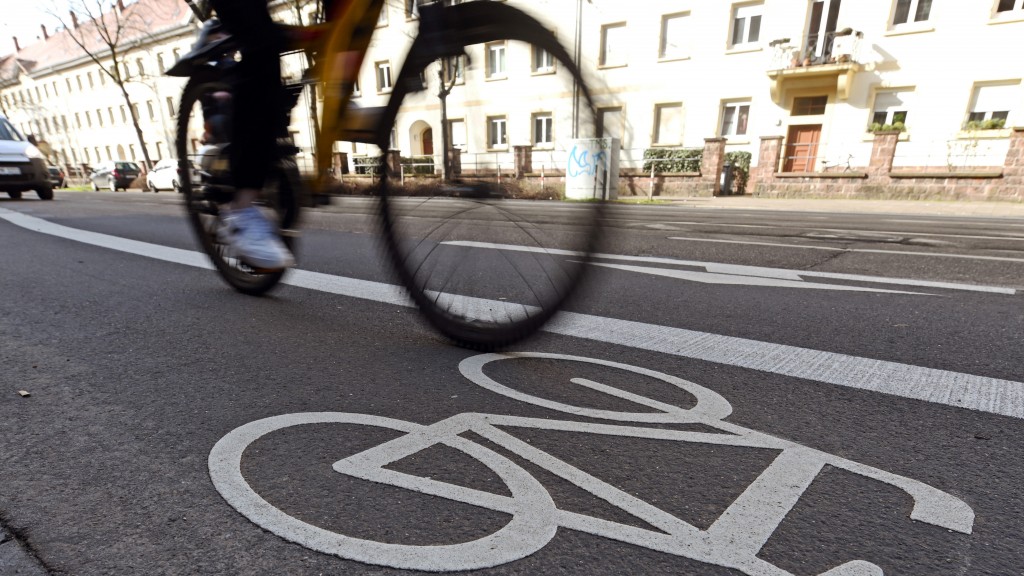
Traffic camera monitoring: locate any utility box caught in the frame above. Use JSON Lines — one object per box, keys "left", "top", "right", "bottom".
{"left": 565, "top": 138, "right": 619, "bottom": 200}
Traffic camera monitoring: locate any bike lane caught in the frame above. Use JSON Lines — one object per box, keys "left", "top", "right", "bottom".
{"left": 0, "top": 208, "right": 1021, "bottom": 575}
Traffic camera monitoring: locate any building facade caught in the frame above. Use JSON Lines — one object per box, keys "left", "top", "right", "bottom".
{"left": 1, "top": 0, "right": 1022, "bottom": 195}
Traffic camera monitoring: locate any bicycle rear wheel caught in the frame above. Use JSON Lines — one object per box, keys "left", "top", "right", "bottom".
{"left": 375, "top": 3, "right": 603, "bottom": 350}
{"left": 176, "top": 75, "right": 301, "bottom": 296}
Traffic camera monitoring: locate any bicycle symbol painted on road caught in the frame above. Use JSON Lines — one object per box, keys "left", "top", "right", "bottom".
{"left": 209, "top": 353, "right": 974, "bottom": 575}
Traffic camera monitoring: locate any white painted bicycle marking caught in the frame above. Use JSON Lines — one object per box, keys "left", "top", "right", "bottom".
{"left": 209, "top": 353, "right": 973, "bottom": 574}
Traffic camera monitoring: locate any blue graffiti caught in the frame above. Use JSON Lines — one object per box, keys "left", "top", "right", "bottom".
{"left": 568, "top": 145, "right": 607, "bottom": 178}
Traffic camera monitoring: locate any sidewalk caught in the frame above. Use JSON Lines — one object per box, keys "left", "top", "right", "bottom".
{"left": 619, "top": 195, "right": 1024, "bottom": 218}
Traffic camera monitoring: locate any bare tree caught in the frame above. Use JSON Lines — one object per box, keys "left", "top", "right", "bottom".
{"left": 436, "top": 56, "right": 460, "bottom": 181}
{"left": 45, "top": 0, "right": 175, "bottom": 173}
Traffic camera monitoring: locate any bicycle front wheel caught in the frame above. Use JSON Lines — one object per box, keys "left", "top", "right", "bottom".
{"left": 176, "top": 75, "right": 301, "bottom": 296}
{"left": 375, "top": 3, "right": 603, "bottom": 350}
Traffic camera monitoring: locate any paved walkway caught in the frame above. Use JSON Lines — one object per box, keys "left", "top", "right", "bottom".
{"left": 619, "top": 195, "right": 1024, "bottom": 218}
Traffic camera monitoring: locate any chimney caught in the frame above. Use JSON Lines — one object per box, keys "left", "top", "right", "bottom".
{"left": 40, "top": 25, "right": 48, "bottom": 40}
{"left": 71, "top": 11, "right": 80, "bottom": 29}
{"left": 12, "top": 37, "right": 19, "bottom": 52}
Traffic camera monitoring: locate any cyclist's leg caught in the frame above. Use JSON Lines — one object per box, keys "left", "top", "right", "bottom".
{"left": 206, "top": 0, "right": 294, "bottom": 269}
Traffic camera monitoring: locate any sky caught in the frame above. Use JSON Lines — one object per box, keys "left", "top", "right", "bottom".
{"left": 0, "top": 1, "right": 71, "bottom": 55}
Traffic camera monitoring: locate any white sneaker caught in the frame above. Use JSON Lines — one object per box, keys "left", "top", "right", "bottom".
{"left": 219, "top": 206, "right": 295, "bottom": 270}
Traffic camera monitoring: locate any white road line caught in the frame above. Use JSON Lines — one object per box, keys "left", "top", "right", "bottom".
{"left": 658, "top": 221, "right": 1024, "bottom": 242}
{"left": 443, "top": 241, "right": 1017, "bottom": 294}
{"left": 668, "top": 235, "right": 1024, "bottom": 263}
{"left": 3, "top": 207, "right": 1022, "bottom": 420}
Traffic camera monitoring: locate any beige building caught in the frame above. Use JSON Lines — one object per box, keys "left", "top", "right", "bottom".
{"left": 2, "top": 0, "right": 1022, "bottom": 188}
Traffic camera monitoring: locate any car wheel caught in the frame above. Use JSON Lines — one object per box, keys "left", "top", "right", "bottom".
{"left": 37, "top": 187, "right": 54, "bottom": 201}
{"left": 8, "top": 191, "right": 22, "bottom": 200}
{"left": 150, "top": 181, "right": 159, "bottom": 193}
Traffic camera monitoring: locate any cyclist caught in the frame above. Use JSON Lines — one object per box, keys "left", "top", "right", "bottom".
{"left": 205, "top": 0, "right": 294, "bottom": 270}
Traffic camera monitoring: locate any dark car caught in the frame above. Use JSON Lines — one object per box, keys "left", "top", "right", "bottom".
{"left": 47, "top": 166, "right": 65, "bottom": 188}
{"left": 89, "top": 160, "right": 142, "bottom": 192}
{"left": 0, "top": 115, "right": 54, "bottom": 200}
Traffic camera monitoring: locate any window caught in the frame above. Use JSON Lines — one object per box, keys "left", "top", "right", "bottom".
{"left": 487, "top": 116, "right": 507, "bottom": 149}
{"left": 158, "top": 54, "right": 166, "bottom": 73}
{"left": 75, "top": 113, "right": 81, "bottom": 128}
{"left": 442, "top": 56, "right": 464, "bottom": 85}
{"left": 600, "top": 23, "right": 627, "bottom": 67}
{"left": 377, "top": 2, "right": 388, "bottom": 25}
{"left": 892, "top": 0, "right": 932, "bottom": 25}
{"left": 375, "top": 61, "right": 392, "bottom": 92}
{"left": 486, "top": 42, "right": 507, "bottom": 78}
{"left": 173, "top": 48, "right": 181, "bottom": 61}
{"left": 792, "top": 95, "right": 828, "bottom": 115}
{"left": 85, "top": 111, "right": 93, "bottom": 127}
{"left": 720, "top": 101, "right": 750, "bottom": 137}
{"left": 532, "top": 48, "right": 554, "bottom": 73}
{"left": 132, "top": 103, "right": 140, "bottom": 121}
{"left": 659, "top": 12, "right": 689, "bottom": 60}
{"left": 147, "top": 101, "right": 156, "bottom": 121}
{"left": 87, "top": 72, "right": 94, "bottom": 88}
{"left": 870, "top": 90, "right": 911, "bottom": 128}
{"left": 156, "top": 141, "right": 165, "bottom": 160}
{"left": 43, "top": 84, "right": 50, "bottom": 98}
{"left": 99, "top": 72, "right": 106, "bottom": 85}
{"left": 731, "top": 3, "right": 763, "bottom": 47}
{"left": 997, "top": 0, "right": 1022, "bottom": 12}
{"left": 96, "top": 109, "right": 104, "bottom": 126}
{"left": 654, "top": 103, "right": 683, "bottom": 145}
{"left": 129, "top": 144, "right": 136, "bottom": 161}
{"left": 84, "top": 148, "right": 91, "bottom": 163}
{"left": 166, "top": 97, "right": 175, "bottom": 117}
{"left": 406, "top": 0, "right": 420, "bottom": 19}
{"left": 108, "top": 107, "right": 115, "bottom": 124}
{"left": 105, "top": 146, "right": 112, "bottom": 161}
{"left": 533, "top": 113, "right": 554, "bottom": 147}
{"left": 448, "top": 119, "right": 467, "bottom": 150}
{"left": 120, "top": 106, "right": 128, "bottom": 123}
{"left": 966, "top": 83, "right": 1018, "bottom": 128}
{"left": 598, "top": 107, "right": 625, "bottom": 140}
{"left": 66, "top": 78, "right": 72, "bottom": 92}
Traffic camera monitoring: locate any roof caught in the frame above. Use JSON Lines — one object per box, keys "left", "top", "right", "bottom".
{"left": 0, "top": 0, "right": 193, "bottom": 83}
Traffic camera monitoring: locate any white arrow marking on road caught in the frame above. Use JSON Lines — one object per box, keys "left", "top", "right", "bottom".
{"left": 444, "top": 240, "right": 1016, "bottom": 294}
{"left": 2, "top": 207, "right": 1022, "bottom": 419}
{"left": 583, "top": 262, "right": 928, "bottom": 294}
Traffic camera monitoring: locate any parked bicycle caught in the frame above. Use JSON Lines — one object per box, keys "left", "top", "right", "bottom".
{"left": 169, "top": 0, "right": 603, "bottom": 349}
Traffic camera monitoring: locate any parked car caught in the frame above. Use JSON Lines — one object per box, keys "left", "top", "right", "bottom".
{"left": 89, "top": 160, "right": 142, "bottom": 192}
{"left": 47, "top": 166, "right": 66, "bottom": 188}
{"left": 146, "top": 158, "right": 199, "bottom": 193}
{"left": 0, "top": 115, "right": 54, "bottom": 200}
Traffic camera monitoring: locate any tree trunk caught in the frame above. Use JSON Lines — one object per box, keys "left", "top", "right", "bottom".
{"left": 119, "top": 84, "right": 153, "bottom": 186}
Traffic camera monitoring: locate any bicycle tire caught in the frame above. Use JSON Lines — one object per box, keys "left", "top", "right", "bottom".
{"left": 176, "top": 75, "right": 301, "bottom": 296}
{"left": 374, "top": 3, "right": 604, "bottom": 350}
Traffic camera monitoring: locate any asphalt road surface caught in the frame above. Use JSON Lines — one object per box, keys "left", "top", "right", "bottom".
{"left": 1, "top": 191, "right": 1022, "bottom": 576}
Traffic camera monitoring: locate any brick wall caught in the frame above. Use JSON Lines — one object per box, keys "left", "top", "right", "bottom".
{"left": 753, "top": 128, "right": 1024, "bottom": 201}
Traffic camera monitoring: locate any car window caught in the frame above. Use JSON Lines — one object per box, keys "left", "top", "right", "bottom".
{"left": 116, "top": 162, "right": 140, "bottom": 171}
{"left": 0, "top": 119, "right": 24, "bottom": 141}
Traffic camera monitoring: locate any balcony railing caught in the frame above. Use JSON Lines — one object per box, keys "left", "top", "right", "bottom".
{"left": 768, "top": 30, "right": 863, "bottom": 71}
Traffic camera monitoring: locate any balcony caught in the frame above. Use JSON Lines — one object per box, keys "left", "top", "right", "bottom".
{"left": 766, "top": 30, "right": 864, "bottom": 106}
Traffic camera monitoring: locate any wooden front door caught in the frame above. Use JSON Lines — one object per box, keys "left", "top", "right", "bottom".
{"left": 422, "top": 128, "right": 434, "bottom": 155}
{"left": 784, "top": 125, "right": 821, "bottom": 172}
